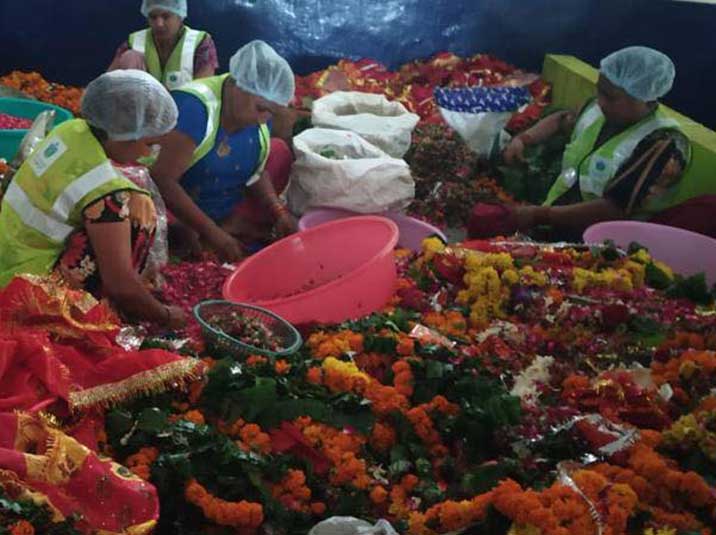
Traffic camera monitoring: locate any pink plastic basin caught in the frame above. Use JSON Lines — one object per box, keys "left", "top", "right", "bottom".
{"left": 223, "top": 216, "right": 399, "bottom": 325}
{"left": 299, "top": 207, "right": 446, "bottom": 252}
{"left": 584, "top": 221, "right": 716, "bottom": 286}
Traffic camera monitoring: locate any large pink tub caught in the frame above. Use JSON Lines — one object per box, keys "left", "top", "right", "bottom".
{"left": 223, "top": 216, "right": 399, "bottom": 325}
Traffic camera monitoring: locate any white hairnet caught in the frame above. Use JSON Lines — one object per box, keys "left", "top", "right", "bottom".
{"left": 229, "top": 40, "right": 295, "bottom": 107}
{"left": 81, "top": 70, "right": 178, "bottom": 142}
{"left": 600, "top": 46, "right": 675, "bottom": 102}
{"left": 141, "top": 0, "right": 187, "bottom": 18}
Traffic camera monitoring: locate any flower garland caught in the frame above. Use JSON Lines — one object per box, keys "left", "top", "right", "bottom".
{"left": 184, "top": 478, "right": 264, "bottom": 529}
{"left": 217, "top": 419, "right": 272, "bottom": 455}
{"left": 295, "top": 417, "right": 372, "bottom": 490}
{"left": 370, "top": 421, "right": 397, "bottom": 453}
{"left": 271, "top": 469, "right": 313, "bottom": 513}
{"left": 591, "top": 436, "right": 715, "bottom": 531}
{"left": 407, "top": 491, "right": 494, "bottom": 535}
{"left": 124, "top": 447, "right": 159, "bottom": 481}
{"left": 406, "top": 395, "right": 459, "bottom": 458}
{"left": 392, "top": 359, "right": 415, "bottom": 397}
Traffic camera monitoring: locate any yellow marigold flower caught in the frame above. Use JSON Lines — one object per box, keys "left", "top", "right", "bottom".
{"left": 322, "top": 357, "right": 369, "bottom": 381}
{"left": 631, "top": 248, "right": 652, "bottom": 264}
{"left": 501, "top": 269, "right": 520, "bottom": 286}
{"left": 663, "top": 414, "right": 701, "bottom": 445}
{"left": 456, "top": 289, "right": 471, "bottom": 306}
{"left": 422, "top": 237, "right": 445, "bottom": 260}
{"left": 519, "top": 265, "right": 548, "bottom": 287}
{"left": 653, "top": 260, "right": 674, "bottom": 281}
{"left": 623, "top": 260, "right": 646, "bottom": 287}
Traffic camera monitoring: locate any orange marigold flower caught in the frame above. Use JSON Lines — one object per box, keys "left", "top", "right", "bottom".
{"left": 182, "top": 410, "right": 206, "bottom": 425}
{"left": 274, "top": 359, "right": 291, "bottom": 375}
{"left": 10, "top": 520, "right": 35, "bottom": 535}
{"left": 306, "top": 367, "right": 323, "bottom": 385}
{"left": 130, "top": 464, "right": 152, "bottom": 481}
{"left": 401, "top": 473, "right": 419, "bottom": 492}
{"left": 246, "top": 355, "right": 269, "bottom": 367}
{"left": 370, "top": 485, "right": 389, "bottom": 504}
{"left": 370, "top": 421, "right": 397, "bottom": 452}
{"left": 187, "top": 380, "right": 206, "bottom": 405}
{"left": 310, "top": 502, "right": 327, "bottom": 515}
{"left": 185, "top": 479, "right": 264, "bottom": 528}
{"left": 396, "top": 336, "right": 415, "bottom": 356}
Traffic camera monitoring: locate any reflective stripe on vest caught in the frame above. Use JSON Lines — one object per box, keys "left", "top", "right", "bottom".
{"left": 52, "top": 161, "right": 117, "bottom": 221}
{"left": 572, "top": 103, "right": 602, "bottom": 139}
{"left": 183, "top": 79, "right": 222, "bottom": 163}
{"left": 130, "top": 29, "right": 147, "bottom": 55}
{"left": 3, "top": 182, "right": 74, "bottom": 243}
{"left": 179, "top": 29, "right": 201, "bottom": 80}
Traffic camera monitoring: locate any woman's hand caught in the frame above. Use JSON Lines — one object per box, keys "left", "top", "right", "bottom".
{"left": 86, "top": 218, "right": 187, "bottom": 326}
{"left": 163, "top": 305, "right": 187, "bottom": 329}
{"left": 275, "top": 211, "right": 299, "bottom": 237}
{"left": 503, "top": 136, "right": 527, "bottom": 165}
{"left": 204, "top": 224, "right": 246, "bottom": 263}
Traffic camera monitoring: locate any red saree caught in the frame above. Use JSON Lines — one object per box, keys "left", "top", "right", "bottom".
{"left": 0, "top": 412, "right": 158, "bottom": 534}
{"left": 0, "top": 274, "right": 202, "bottom": 412}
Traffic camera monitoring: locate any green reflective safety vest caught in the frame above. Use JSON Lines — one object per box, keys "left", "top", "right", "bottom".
{"left": 175, "top": 74, "right": 270, "bottom": 174}
{"left": 129, "top": 25, "right": 207, "bottom": 90}
{"left": 0, "top": 119, "right": 144, "bottom": 287}
{"left": 543, "top": 101, "right": 710, "bottom": 217}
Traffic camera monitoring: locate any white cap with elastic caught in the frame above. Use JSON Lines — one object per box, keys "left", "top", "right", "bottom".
{"left": 229, "top": 40, "right": 295, "bottom": 107}
{"left": 81, "top": 70, "right": 178, "bottom": 141}
{"left": 600, "top": 46, "right": 676, "bottom": 102}
{"left": 140, "top": 0, "right": 187, "bottom": 19}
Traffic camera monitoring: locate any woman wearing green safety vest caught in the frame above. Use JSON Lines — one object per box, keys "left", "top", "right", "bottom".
{"left": 152, "top": 40, "right": 300, "bottom": 263}
{"left": 0, "top": 70, "right": 186, "bottom": 329}
{"left": 109, "top": 0, "right": 218, "bottom": 90}
{"left": 470, "top": 47, "right": 712, "bottom": 240}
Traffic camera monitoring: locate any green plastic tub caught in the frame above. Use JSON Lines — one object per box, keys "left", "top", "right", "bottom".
{"left": 0, "top": 97, "right": 73, "bottom": 161}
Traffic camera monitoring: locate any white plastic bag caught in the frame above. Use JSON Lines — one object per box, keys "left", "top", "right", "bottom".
{"left": 286, "top": 128, "right": 414, "bottom": 215}
{"left": 434, "top": 86, "right": 533, "bottom": 158}
{"left": 312, "top": 91, "right": 420, "bottom": 158}
{"left": 112, "top": 163, "right": 169, "bottom": 288}
{"left": 308, "top": 517, "right": 399, "bottom": 535}
{"left": 439, "top": 109, "right": 513, "bottom": 157}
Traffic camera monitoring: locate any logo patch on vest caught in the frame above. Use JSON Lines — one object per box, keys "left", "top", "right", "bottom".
{"left": 29, "top": 137, "right": 68, "bottom": 177}
{"left": 588, "top": 157, "right": 614, "bottom": 180}
{"left": 166, "top": 71, "right": 190, "bottom": 89}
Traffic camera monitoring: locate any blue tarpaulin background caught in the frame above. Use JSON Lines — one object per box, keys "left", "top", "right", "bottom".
{"left": 0, "top": 0, "right": 713, "bottom": 126}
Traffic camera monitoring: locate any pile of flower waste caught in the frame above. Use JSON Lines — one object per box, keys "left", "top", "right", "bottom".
{"left": 6, "top": 238, "right": 712, "bottom": 534}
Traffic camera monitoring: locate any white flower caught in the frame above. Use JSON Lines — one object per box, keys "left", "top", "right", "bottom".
{"left": 510, "top": 356, "right": 554, "bottom": 402}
